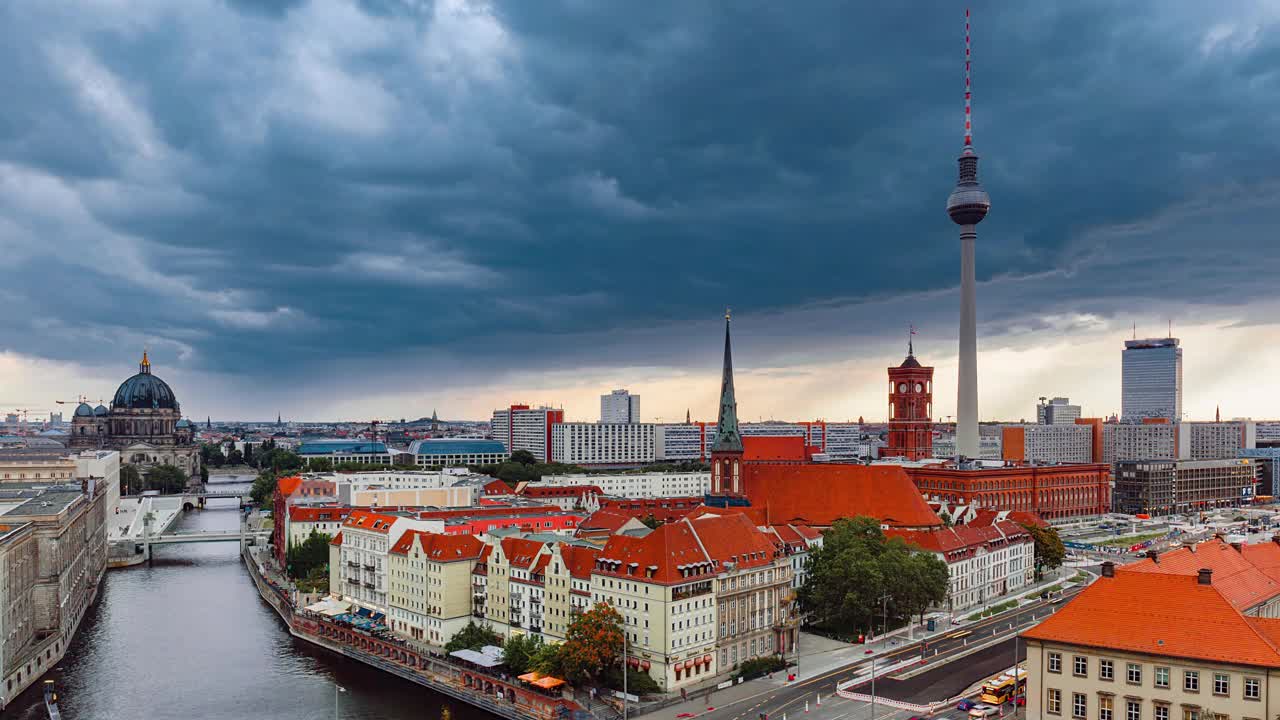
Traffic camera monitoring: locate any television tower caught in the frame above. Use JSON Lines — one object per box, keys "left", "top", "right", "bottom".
{"left": 946, "top": 8, "right": 991, "bottom": 458}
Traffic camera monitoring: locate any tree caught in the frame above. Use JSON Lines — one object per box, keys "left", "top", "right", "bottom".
{"left": 529, "top": 642, "right": 565, "bottom": 676}
{"left": 250, "top": 470, "right": 279, "bottom": 505}
{"left": 502, "top": 633, "right": 543, "bottom": 675}
{"left": 639, "top": 513, "right": 663, "bottom": 530}
{"left": 798, "top": 516, "right": 949, "bottom": 636}
{"left": 286, "top": 530, "right": 332, "bottom": 580}
{"left": 206, "top": 445, "right": 226, "bottom": 467}
{"left": 509, "top": 449, "right": 539, "bottom": 465}
{"left": 445, "top": 622, "right": 502, "bottom": 653}
{"left": 559, "top": 603, "right": 624, "bottom": 685}
{"left": 306, "top": 458, "right": 334, "bottom": 472}
{"left": 120, "top": 465, "right": 142, "bottom": 496}
{"left": 243, "top": 444, "right": 254, "bottom": 465}
{"left": 226, "top": 448, "right": 244, "bottom": 466}
{"left": 145, "top": 464, "right": 189, "bottom": 494}
{"left": 198, "top": 464, "right": 209, "bottom": 484}
{"left": 1022, "top": 523, "right": 1066, "bottom": 578}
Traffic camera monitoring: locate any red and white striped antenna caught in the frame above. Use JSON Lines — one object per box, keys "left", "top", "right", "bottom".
{"left": 964, "top": 8, "right": 973, "bottom": 148}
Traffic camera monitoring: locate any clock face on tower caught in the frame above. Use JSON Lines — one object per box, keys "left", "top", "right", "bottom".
{"left": 898, "top": 383, "right": 907, "bottom": 393}
{"left": 915, "top": 383, "right": 924, "bottom": 393}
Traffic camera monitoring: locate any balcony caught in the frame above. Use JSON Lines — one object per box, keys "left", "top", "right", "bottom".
{"left": 347, "top": 577, "right": 360, "bottom": 585}
{"left": 510, "top": 620, "right": 522, "bottom": 628}
{"left": 363, "top": 581, "right": 375, "bottom": 589}
{"left": 347, "top": 560, "right": 359, "bottom": 568}
{"left": 363, "top": 564, "right": 376, "bottom": 571}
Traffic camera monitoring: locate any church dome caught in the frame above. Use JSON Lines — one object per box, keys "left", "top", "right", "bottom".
{"left": 94, "top": 404, "right": 108, "bottom": 416}
{"left": 74, "top": 403, "right": 95, "bottom": 417}
{"left": 111, "top": 352, "right": 179, "bottom": 411}
{"left": 176, "top": 419, "right": 191, "bottom": 428}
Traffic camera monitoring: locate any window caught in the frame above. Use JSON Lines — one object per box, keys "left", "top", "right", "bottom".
{"left": 1100, "top": 696, "right": 1113, "bottom": 720}
{"left": 1213, "top": 673, "right": 1229, "bottom": 696}
{"left": 1074, "top": 656, "right": 1088, "bottom": 677}
{"left": 1127, "top": 700, "right": 1140, "bottom": 720}
{"left": 1182, "top": 711, "right": 1198, "bottom": 720}
{"left": 1100, "top": 659, "right": 1115, "bottom": 681}
{"left": 1185, "top": 670, "right": 1200, "bottom": 692}
{"left": 1047, "top": 689, "right": 1062, "bottom": 715}
{"left": 1128, "top": 663, "right": 1142, "bottom": 684}
{"left": 1073, "top": 692, "right": 1087, "bottom": 719}
{"left": 1245, "top": 677, "right": 1260, "bottom": 700}
{"left": 1049, "top": 652, "right": 1062, "bottom": 673}
{"left": 1154, "top": 706, "right": 1168, "bottom": 720}
{"left": 1155, "top": 667, "right": 1170, "bottom": 689}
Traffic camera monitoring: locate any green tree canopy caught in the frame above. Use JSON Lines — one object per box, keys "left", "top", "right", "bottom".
{"left": 798, "top": 516, "right": 949, "bottom": 634}
{"left": 508, "top": 449, "right": 539, "bottom": 465}
{"left": 286, "top": 530, "right": 332, "bottom": 580}
{"left": 250, "top": 470, "right": 279, "bottom": 505}
{"left": 120, "top": 465, "right": 142, "bottom": 495}
{"left": 501, "top": 633, "right": 543, "bottom": 675}
{"left": 145, "top": 464, "right": 189, "bottom": 494}
{"left": 445, "top": 622, "right": 503, "bottom": 653}
{"left": 1023, "top": 523, "right": 1066, "bottom": 576}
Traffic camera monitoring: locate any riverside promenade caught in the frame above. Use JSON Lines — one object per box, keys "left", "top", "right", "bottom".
{"left": 243, "top": 544, "right": 588, "bottom": 720}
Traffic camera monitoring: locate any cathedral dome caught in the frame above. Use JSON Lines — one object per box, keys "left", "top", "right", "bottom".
{"left": 74, "top": 403, "right": 95, "bottom": 417}
{"left": 111, "top": 353, "right": 179, "bottom": 411}
{"left": 94, "top": 404, "right": 108, "bottom": 416}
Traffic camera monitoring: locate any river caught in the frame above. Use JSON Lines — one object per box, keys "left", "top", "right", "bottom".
{"left": 5, "top": 478, "right": 495, "bottom": 720}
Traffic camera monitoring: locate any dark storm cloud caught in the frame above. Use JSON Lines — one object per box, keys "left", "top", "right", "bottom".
{"left": 1, "top": 0, "right": 1278, "bottom": 393}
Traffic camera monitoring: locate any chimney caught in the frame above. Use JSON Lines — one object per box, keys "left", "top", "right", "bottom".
{"left": 1146, "top": 550, "right": 1159, "bottom": 564}
{"left": 1198, "top": 568, "right": 1213, "bottom": 586}
{"left": 1101, "top": 561, "right": 1115, "bottom": 578}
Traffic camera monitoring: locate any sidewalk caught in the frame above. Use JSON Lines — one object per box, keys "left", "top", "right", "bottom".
{"left": 641, "top": 569, "right": 1089, "bottom": 720}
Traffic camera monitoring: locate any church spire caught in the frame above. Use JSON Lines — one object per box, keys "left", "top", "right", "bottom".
{"left": 140, "top": 350, "right": 151, "bottom": 374}
{"left": 711, "top": 309, "right": 743, "bottom": 453}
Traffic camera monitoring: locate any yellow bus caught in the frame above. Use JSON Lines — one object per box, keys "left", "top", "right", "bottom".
{"left": 979, "top": 669, "right": 1026, "bottom": 705}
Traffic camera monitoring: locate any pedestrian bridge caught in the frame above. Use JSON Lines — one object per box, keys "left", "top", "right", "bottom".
{"left": 148, "top": 528, "right": 270, "bottom": 545}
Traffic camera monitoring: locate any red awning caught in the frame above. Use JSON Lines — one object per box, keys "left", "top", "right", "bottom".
{"left": 703, "top": 654, "right": 712, "bottom": 665}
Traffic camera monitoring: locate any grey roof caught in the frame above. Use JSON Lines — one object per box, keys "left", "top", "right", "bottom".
{"left": 5, "top": 490, "right": 84, "bottom": 516}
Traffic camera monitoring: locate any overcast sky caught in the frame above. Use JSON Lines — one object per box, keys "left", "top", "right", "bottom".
{"left": 2, "top": 0, "right": 1279, "bottom": 424}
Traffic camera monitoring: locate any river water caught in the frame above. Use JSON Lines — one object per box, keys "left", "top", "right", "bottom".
{"left": 5, "top": 478, "right": 495, "bottom": 720}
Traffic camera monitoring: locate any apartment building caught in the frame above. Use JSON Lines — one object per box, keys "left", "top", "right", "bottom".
{"left": 1024, "top": 562, "right": 1280, "bottom": 720}
{"left": 284, "top": 505, "right": 352, "bottom": 549}
{"left": 386, "top": 531, "right": 485, "bottom": 646}
{"left": 490, "top": 406, "right": 564, "bottom": 462}
{"left": 547, "top": 471, "right": 711, "bottom": 499}
{"left": 764, "top": 524, "right": 823, "bottom": 591}
{"left": 1113, "top": 459, "right": 1257, "bottom": 516}
{"left": 888, "top": 520, "right": 1034, "bottom": 611}
{"left": 1001, "top": 424, "right": 1094, "bottom": 464}
{"left": 334, "top": 510, "right": 442, "bottom": 614}
{"left": 551, "top": 423, "right": 657, "bottom": 466}
{"left": 1104, "top": 422, "right": 1257, "bottom": 464}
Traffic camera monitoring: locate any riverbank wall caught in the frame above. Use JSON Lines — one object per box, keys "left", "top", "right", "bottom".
{"left": 242, "top": 545, "right": 585, "bottom": 720}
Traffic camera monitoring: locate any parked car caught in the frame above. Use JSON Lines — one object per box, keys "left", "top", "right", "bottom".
{"left": 969, "top": 704, "right": 1000, "bottom": 718}
{"left": 956, "top": 700, "right": 977, "bottom": 711}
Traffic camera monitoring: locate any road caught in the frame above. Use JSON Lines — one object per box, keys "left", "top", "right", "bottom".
{"left": 704, "top": 588, "right": 1083, "bottom": 720}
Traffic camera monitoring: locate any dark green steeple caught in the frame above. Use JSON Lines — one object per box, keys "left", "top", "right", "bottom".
{"left": 711, "top": 310, "right": 743, "bottom": 453}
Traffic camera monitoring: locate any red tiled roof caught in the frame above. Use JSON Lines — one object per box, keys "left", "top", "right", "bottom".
{"left": 793, "top": 525, "right": 822, "bottom": 541}
{"left": 1022, "top": 571, "right": 1280, "bottom": 669}
{"left": 390, "top": 530, "right": 486, "bottom": 560}
{"left": 559, "top": 543, "right": 601, "bottom": 579}
{"left": 483, "top": 479, "right": 512, "bottom": 495}
{"left": 743, "top": 436, "right": 808, "bottom": 462}
{"left": 1121, "top": 538, "right": 1280, "bottom": 611}
{"left": 576, "top": 509, "right": 638, "bottom": 537}
{"left": 688, "top": 513, "right": 779, "bottom": 569}
{"left": 888, "top": 520, "right": 1029, "bottom": 556}
{"left": 532, "top": 554, "right": 552, "bottom": 575}
{"left": 597, "top": 521, "right": 714, "bottom": 585}
{"left": 288, "top": 505, "right": 352, "bottom": 523}
{"left": 1241, "top": 541, "right": 1280, "bottom": 584}
{"left": 342, "top": 509, "right": 402, "bottom": 534}
{"left": 739, "top": 463, "right": 941, "bottom": 528}
{"left": 330, "top": 531, "right": 343, "bottom": 546}
{"left": 501, "top": 536, "right": 546, "bottom": 569}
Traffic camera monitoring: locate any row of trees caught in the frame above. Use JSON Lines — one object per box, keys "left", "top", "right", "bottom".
{"left": 470, "top": 450, "right": 585, "bottom": 485}
{"left": 120, "top": 464, "right": 190, "bottom": 495}
{"left": 444, "top": 604, "right": 658, "bottom": 693}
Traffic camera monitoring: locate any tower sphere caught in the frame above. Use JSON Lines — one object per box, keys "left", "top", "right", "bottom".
{"left": 947, "top": 150, "right": 991, "bottom": 226}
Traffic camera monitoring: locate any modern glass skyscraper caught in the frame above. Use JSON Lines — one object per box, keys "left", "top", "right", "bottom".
{"left": 1122, "top": 338, "right": 1183, "bottom": 421}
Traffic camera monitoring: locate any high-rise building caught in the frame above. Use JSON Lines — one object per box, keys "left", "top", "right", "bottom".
{"left": 946, "top": 10, "right": 992, "bottom": 458}
{"left": 599, "top": 389, "right": 641, "bottom": 424}
{"left": 1001, "top": 424, "right": 1094, "bottom": 464}
{"left": 489, "top": 405, "right": 564, "bottom": 462}
{"left": 1036, "top": 397, "right": 1081, "bottom": 425}
{"left": 1122, "top": 337, "right": 1183, "bottom": 421}
{"left": 884, "top": 340, "right": 934, "bottom": 460}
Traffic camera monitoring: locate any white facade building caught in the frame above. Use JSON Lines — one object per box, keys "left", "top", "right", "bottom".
{"left": 546, "top": 471, "right": 711, "bottom": 498}
{"left": 600, "top": 389, "right": 641, "bottom": 424}
{"left": 890, "top": 522, "right": 1034, "bottom": 612}
{"left": 335, "top": 511, "right": 444, "bottom": 614}
{"left": 1002, "top": 424, "right": 1093, "bottom": 464}
{"left": 656, "top": 424, "right": 706, "bottom": 461}
{"left": 550, "top": 423, "right": 656, "bottom": 466}
{"left": 1036, "top": 397, "right": 1081, "bottom": 425}
{"left": 1103, "top": 421, "right": 1255, "bottom": 463}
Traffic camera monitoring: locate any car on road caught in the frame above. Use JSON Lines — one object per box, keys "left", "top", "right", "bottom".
{"left": 956, "top": 700, "right": 977, "bottom": 711}
{"left": 968, "top": 704, "right": 1000, "bottom": 718}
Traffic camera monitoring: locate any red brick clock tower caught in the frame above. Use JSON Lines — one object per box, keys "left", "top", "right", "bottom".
{"left": 884, "top": 332, "right": 934, "bottom": 461}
